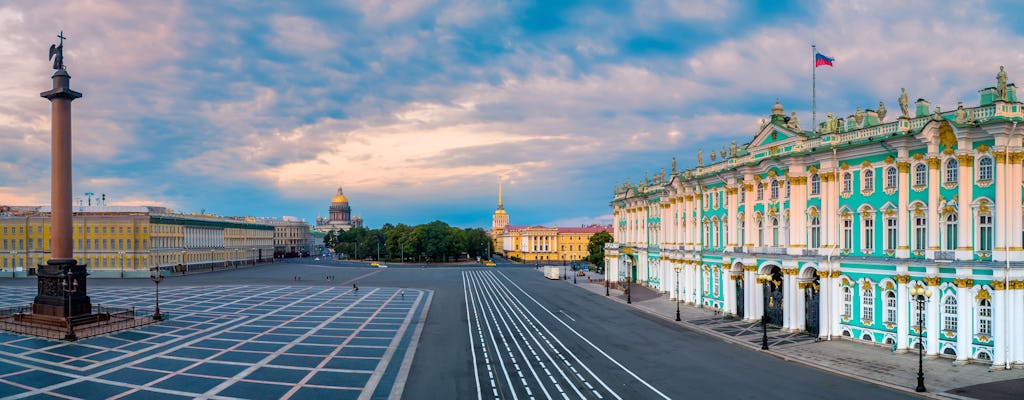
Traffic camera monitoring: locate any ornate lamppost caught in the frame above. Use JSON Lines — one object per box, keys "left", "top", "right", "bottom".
{"left": 675, "top": 266, "right": 682, "bottom": 321}
{"left": 150, "top": 268, "right": 164, "bottom": 321}
{"left": 625, "top": 257, "right": 633, "bottom": 304}
{"left": 910, "top": 285, "right": 932, "bottom": 392}
{"left": 60, "top": 269, "right": 79, "bottom": 341}
{"left": 757, "top": 273, "right": 772, "bottom": 350}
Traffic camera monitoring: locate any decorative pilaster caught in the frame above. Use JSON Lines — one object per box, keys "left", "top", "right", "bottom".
{"left": 954, "top": 278, "right": 974, "bottom": 364}
{"left": 896, "top": 162, "right": 911, "bottom": 258}
{"left": 895, "top": 274, "right": 911, "bottom": 351}
{"left": 923, "top": 276, "right": 941, "bottom": 356}
{"left": 956, "top": 153, "right": 975, "bottom": 260}
{"left": 926, "top": 157, "right": 941, "bottom": 258}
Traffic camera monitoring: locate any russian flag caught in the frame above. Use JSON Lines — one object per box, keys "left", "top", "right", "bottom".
{"left": 815, "top": 52, "right": 834, "bottom": 68}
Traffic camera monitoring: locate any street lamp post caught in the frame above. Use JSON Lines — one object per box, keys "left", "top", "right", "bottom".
{"left": 910, "top": 286, "right": 932, "bottom": 393}
{"left": 150, "top": 268, "right": 164, "bottom": 321}
{"left": 675, "top": 266, "right": 681, "bottom": 321}
{"left": 573, "top": 262, "right": 577, "bottom": 284}
{"left": 61, "top": 269, "right": 79, "bottom": 341}
{"left": 625, "top": 257, "right": 633, "bottom": 304}
{"left": 757, "top": 273, "right": 772, "bottom": 350}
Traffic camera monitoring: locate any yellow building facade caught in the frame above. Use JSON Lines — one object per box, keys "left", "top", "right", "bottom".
{"left": 487, "top": 181, "right": 612, "bottom": 263}
{"left": 0, "top": 206, "right": 274, "bottom": 278}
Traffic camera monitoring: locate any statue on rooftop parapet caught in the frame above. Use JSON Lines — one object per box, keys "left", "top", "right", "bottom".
{"left": 671, "top": 157, "right": 677, "bottom": 173}
{"left": 787, "top": 111, "right": 800, "bottom": 131}
{"left": 955, "top": 102, "right": 967, "bottom": 124}
{"left": 877, "top": 101, "right": 887, "bottom": 122}
{"left": 658, "top": 168, "right": 665, "bottom": 182}
{"left": 933, "top": 106, "right": 942, "bottom": 121}
{"left": 710, "top": 151, "right": 717, "bottom": 162}
{"left": 697, "top": 149, "right": 703, "bottom": 167}
{"left": 853, "top": 107, "right": 865, "bottom": 127}
{"left": 899, "top": 88, "right": 909, "bottom": 117}
{"left": 997, "top": 65, "right": 1008, "bottom": 101}
{"left": 822, "top": 112, "right": 836, "bottom": 134}
{"left": 720, "top": 146, "right": 726, "bottom": 159}
{"left": 730, "top": 140, "right": 738, "bottom": 157}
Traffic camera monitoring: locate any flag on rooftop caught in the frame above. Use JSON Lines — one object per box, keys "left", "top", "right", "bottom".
{"left": 815, "top": 52, "right": 834, "bottom": 68}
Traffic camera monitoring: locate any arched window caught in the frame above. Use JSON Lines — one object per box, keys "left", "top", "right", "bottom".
{"left": 979, "top": 213, "right": 993, "bottom": 251}
{"left": 978, "top": 298, "right": 992, "bottom": 335}
{"left": 942, "top": 295, "right": 958, "bottom": 332}
{"left": 842, "top": 172, "right": 852, "bottom": 193}
{"left": 914, "top": 163, "right": 927, "bottom": 187}
{"left": 810, "top": 215, "right": 821, "bottom": 248}
{"left": 842, "top": 286, "right": 852, "bottom": 317}
{"left": 885, "top": 167, "right": 898, "bottom": 189}
{"left": 863, "top": 169, "right": 874, "bottom": 192}
{"left": 757, "top": 182, "right": 764, "bottom": 200}
{"left": 945, "top": 158, "right": 959, "bottom": 185}
{"left": 770, "top": 180, "right": 779, "bottom": 200}
{"left": 885, "top": 291, "right": 897, "bottom": 324}
{"left": 810, "top": 174, "right": 821, "bottom": 195}
{"left": 945, "top": 213, "right": 959, "bottom": 250}
{"left": 861, "top": 286, "right": 874, "bottom": 323}
{"left": 702, "top": 269, "right": 710, "bottom": 295}
{"left": 978, "top": 156, "right": 993, "bottom": 181}
{"left": 771, "top": 218, "right": 779, "bottom": 246}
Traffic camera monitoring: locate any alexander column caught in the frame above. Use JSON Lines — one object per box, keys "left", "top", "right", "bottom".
{"left": 34, "top": 32, "right": 92, "bottom": 318}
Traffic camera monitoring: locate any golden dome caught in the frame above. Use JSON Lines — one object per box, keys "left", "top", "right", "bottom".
{"left": 331, "top": 187, "right": 348, "bottom": 203}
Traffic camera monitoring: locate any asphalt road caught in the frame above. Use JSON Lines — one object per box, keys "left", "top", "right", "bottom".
{"left": 0, "top": 258, "right": 920, "bottom": 399}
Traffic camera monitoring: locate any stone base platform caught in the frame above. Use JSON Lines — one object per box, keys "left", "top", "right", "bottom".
{"left": 0, "top": 305, "right": 157, "bottom": 341}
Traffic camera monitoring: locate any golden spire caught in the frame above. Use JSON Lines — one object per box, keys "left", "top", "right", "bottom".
{"left": 497, "top": 177, "right": 504, "bottom": 210}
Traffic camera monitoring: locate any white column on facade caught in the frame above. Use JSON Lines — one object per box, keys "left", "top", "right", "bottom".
{"left": 817, "top": 271, "right": 830, "bottom": 339}
{"left": 956, "top": 152, "right": 974, "bottom": 260}
{"left": 743, "top": 178, "right": 755, "bottom": 248}
{"left": 724, "top": 270, "right": 734, "bottom": 315}
{"left": 744, "top": 266, "right": 754, "bottom": 320}
{"left": 897, "top": 161, "right": 911, "bottom": 258}
{"left": 781, "top": 264, "right": 796, "bottom": 330}
{"left": 991, "top": 280, "right": 1006, "bottom": 368}
{"left": 1013, "top": 282, "right": 1024, "bottom": 365}
{"left": 895, "top": 275, "right": 910, "bottom": 352}
{"left": 925, "top": 278, "right": 940, "bottom": 356}
{"left": 954, "top": 278, "right": 973, "bottom": 364}
{"left": 831, "top": 270, "right": 843, "bottom": 339}
{"left": 796, "top": 280, "right": 807, "bottom": 331}
{"left": 823, "top": 170, "right": 838, "bottom": 249}
{"left": 789, "top": 175, "right": 808, "bottom": 255}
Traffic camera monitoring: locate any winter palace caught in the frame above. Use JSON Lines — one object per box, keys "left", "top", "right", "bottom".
{"left": 604, "top": 69, "right": 1024, "bottom": 368}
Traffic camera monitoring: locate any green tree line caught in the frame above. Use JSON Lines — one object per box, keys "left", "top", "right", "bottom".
{"left": 323, "top": 221, "right": 491, "bottom": 263}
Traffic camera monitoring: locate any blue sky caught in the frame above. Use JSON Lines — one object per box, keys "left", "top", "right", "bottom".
{"left": 1, "top": 0, "right": 1023, "bottom": 229}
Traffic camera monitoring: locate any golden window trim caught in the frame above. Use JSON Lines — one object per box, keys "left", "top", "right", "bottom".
{"left": 860, "top": 189, "right": 875, "bottom": 197}
{"left": 883, "top": 187, "right": 897, "bottom": 195}
{"left": 942, "top": 181, "right": 958, "bottom": 190}
{"left": 976, "top": 179, "right": 993, "bottom": 188}
{"left": 912, "top": 184, "right": 927, "bottom": 192}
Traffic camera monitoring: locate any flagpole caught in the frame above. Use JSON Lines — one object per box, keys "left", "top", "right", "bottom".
{"left": 812, "top": 44, "right": 817, "bottom": 135}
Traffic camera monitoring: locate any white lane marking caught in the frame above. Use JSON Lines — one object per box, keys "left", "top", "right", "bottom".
{"left": 499, "top": 272, "right": 672, "bottom": 400}
{"left": 469, "top": 272, "right": 518, "bottom": 400}
{"left": 557, "top": 310, "right": 576, "bottom": 322}
{"left": 472, "top": 271, "right": 552, "bottom": 400}
{"left": 476, "top": 271, "right": 586, "bottom": 400}
{"left": 486, "top": 271, "right": 619, "bottom": 400}
{"left": 464, "top": 272, "right": 484, "bottom": 400}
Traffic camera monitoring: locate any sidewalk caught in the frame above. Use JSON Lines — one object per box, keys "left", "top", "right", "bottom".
{"left": 560, "top": 268, "right": 1024, "bottom": 400}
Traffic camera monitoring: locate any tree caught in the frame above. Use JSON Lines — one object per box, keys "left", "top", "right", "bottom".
{"left": 586, "top": 230, "right": 614, "bottom": 271}
{"left": 463, "top": 228, "right": 491, "bottom": 259}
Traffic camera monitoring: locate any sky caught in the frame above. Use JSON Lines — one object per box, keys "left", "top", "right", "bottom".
{"left": 1, "top": 1, "right": 1023, "bottom": 229}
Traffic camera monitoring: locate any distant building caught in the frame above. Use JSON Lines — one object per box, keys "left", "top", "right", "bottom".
{"left": 0, "top": 206, "right": 274, "bottom": 277}
{"left": 487, "top": 181, "right": 612, "bottom": 262}
{"left": 315, "top": 187, "right": 363, "bottom": 232}
{"left": 261, "top": 217, "right": 311, "bottom": 258}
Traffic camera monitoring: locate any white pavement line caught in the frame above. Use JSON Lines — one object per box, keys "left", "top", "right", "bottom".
{"left": 481, "top": 271, "right": 589, "bottom": 400}
{"left": 557, "top": 310, "right": 576, "bottom": 322}
{"left": 499, "top": 273, "right": 671, "bottom": 400}
{"left": 470, "top": 271, "right": 519, "bottom": 400}
{"left": 472, "top": 271, "right": 550, "bottom": 400}
{"left": 478, "top": 271, "right": 586, "bottom": 400}
{"left": 501, "top": 274, "right": 659, "bottom": 400}
{"left": 384, "top": 289, "right": 433, "bottom": 400}
{"left": 467, "top": 272, "right": 507, "bottom": 399}
{"left": 463, "top": 272, "right": 484, "bottom": 400}
{"left": 199, "top": 287, "right": 375, "bottom": 400}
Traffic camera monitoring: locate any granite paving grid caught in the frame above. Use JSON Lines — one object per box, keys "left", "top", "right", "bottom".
{"left": 0, "top": 285, "right": 427, "bottom": 399}
{"left": 570, "top": 269, "right": 1024, "bottom": 399}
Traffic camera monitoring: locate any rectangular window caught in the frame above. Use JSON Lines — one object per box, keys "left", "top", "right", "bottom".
{"left": 914, "top": 217, "right": 927, "bottom": 251}
{"left": 979, "top": 215, "right": 993, "bottom": 252}
{"left": 843, "top": 219, "right": 853, "bottom": 251}
{"left": 863, "top": 218, "right": 874, "bottom": 252}
{"left": 885, "top": 292, "right": 897, "bottom": 324}
{"left": 886, "top": 218, "right": 897, "bottom": 251}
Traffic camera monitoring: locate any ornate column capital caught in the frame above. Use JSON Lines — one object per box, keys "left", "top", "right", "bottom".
{"left": 923, "top": 276, "right": 942, "bottom": 286}
{"left": 894, "top": 274, "right": 911, "bottom": 284}
{"left": 926, "top": 157, "right": 942, "bottom": 169}
{"left": 896, "top": 161, "right": 911, "bottom": 173}
{"left": 953, "top": 278, "right": 974, "bottom": 288}
{"left": 782, "top": 267, "right": 800, "bottom": 275}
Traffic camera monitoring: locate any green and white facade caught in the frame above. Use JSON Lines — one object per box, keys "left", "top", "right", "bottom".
{"left": 605, "top": 75, "right": 1024, "bottom": 368}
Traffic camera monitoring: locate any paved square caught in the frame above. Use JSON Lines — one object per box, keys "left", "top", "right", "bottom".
{"left": 0, "top": 285, "right": 430, "bottom": 399}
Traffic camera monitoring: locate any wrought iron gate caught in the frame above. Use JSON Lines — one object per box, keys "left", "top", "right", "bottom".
{"left": 765, "top": 267, "right": 784, "bottom": 326}
{"left": 805, "top": 280, "right": 820, "bottom": 336}
{"left": 735, "top": 278, "right": 744, "bottom": 318}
